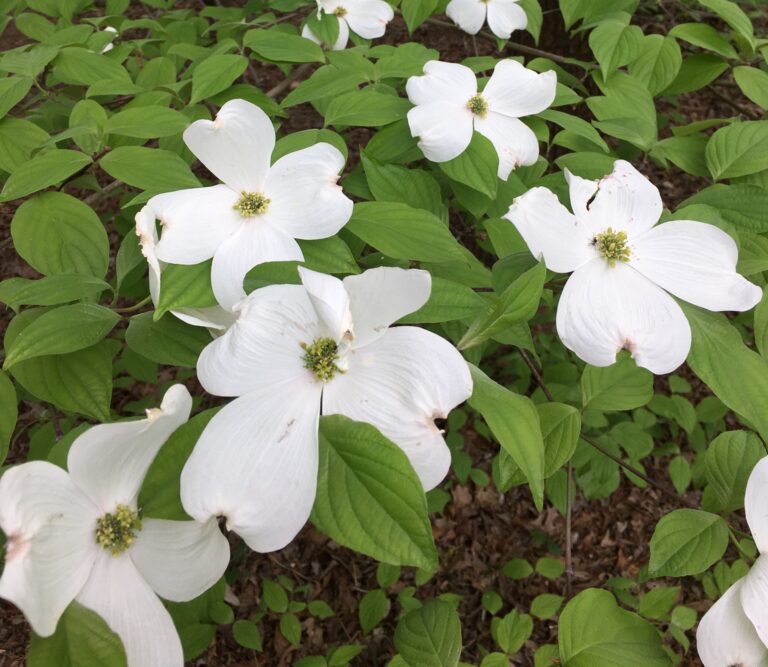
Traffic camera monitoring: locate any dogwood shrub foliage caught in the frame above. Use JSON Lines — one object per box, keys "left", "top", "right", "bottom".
{"left": 0, "top": 0, "right": 767, "bottom": 665}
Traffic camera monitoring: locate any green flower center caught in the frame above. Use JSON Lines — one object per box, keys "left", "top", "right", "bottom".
{"left": 95, "top": 505, "right": 142, "bottom": 556}
{"left": 594, "top": 227, "right": 631, "bottom": 267}
{"left": 234, "top": 191, "right": 271, "bottom": 218}
{"left": 301, "top": 337, "right": 343, "bottom": 382}
{"left": 334, "top": 6, "right": 347, "bottom": 16}
{"left": 467, "top": 94, "right": 488, "bottom": 118}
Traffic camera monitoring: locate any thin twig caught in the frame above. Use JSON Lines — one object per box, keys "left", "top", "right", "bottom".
{"left": 565, "top": 461, "right": 573, "bottom": 599}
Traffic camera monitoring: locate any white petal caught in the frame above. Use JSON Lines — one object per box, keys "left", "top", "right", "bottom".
{"left": 407, "top": 101, "right": 474, "bottom": 163}
{"left": 505, "top": 187, "right": 596, "bottom": 273}
{"left": 197, "top": 284, "right": 319, "bottom": 397}
{"left": 323, "top": 326, "right": 473, "bottom": 490}
{"left": 474, "top": 112, "right": 540, "bottom": 179}
{"left": 484, "top": 60, "right": 556, "bottom": 118}
{"left": 344, "top": 0, "right": 394, "bottom": 38}
{"left": 741, "top": 555, "right": 768, "bottom": 649}
{"left": 584, "top": 160, "right": 663, "bottom": 238}
{"left": 210, "top": 222, "right": 304, "bottom": 311}
{"left": 67, "top": 385, "right": 192, "bottom": 511}
{"left": 263, "top": 143, "right": 353, "bottom": 240}
{"left": 556, "top": 260, "right": 692, "bottom": 374}
{"left": 564, "top": 168, "right": 599, "bottom": 221}
{"left": 298, "top": 267, "right": 353, "bottom": 342}
{"left": 445, "top": 0, "right": 487, "bottom": 35}
{"left": 0, "top": 462, "right": 99, "bottom": 637}
{"left": 746, "top": 457, "right": 768, "bottom": 553}
{"left": 129, "top": 518, "right": 229, "bottom": 602}
{"left": 631, "top": 220, "right": 762, "bottom": 312}
{"left": 406, "top": 60, "right": 477, "bottom": 107}
{"left": 150, "top": 185, "right": 242, "bottom": 266}
{"left": 698, "top": 579, "right": 768, "bottom": 667}
{"left": 183, "top": 99, "right": 274, "bottom": 193}
{"left": 343, "top": 267, "right": 432, "bottom": 349}
{"left": 135, "top": 206, "right": 161, "bottom": 305}
{"left": 180, "top": 381, "right": 322, "bottom": 552}
{"left": 172, "top": 305, "right": 237, "bottom": 333}
{"left": 486, "top": 0, "right": 528, "bottom": 39}
{"left": 76, "top": 554, "right": 184, "bottom": 667}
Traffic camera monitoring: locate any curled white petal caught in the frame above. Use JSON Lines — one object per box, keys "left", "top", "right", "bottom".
{"left": 180, "top": 381, "right": 322, "bottom": 552}
{"left": 323, "top": 326, "right": 472, "bottom": 490}
{"left": 631, "top": 220, "right": 762, "bottom": 312}
{"left": 407, "top": 101, "right": 474, "bottom": 163}
{"left": 0, "top": 462, "right": 99, "bottom": 637}
{"left": 130, "top": 517, "right": 229, "bottom": 602}
{"left": 344, "top": 0, "right": 394, "bottom": 39}
{"left": 298, "top": 267, "right": 353, "bottom": 342}
{"left": 67, "top": 385, "right": 192, "bottom": 511}
{"left": 474, "top": 112, "right": 540, "bottom": 179}
{"left": 746, "top": 457, "right": 768, "bottom": 554}
{"left": 741, "top": 555, "right": 768, "bottom": 649}
{"left": 556, "top": 260, "right": 691, "bottom": 374}
{"left": 505, "top": 187, "right": 596, "bottom": 273}
{"left": 406, "top": 60, "right": 477, "bottom": 107}
{"left": 445, "top": 0, "right": 487, "bottom": 35}
{"left": 183, "top": 99, "right": 274, "bottom": 193}
{"left": 344, "top": 267, "right": 432, "bottom": 349}
{"left": 484, "top": 60, "right": 556, "bottom": 118}
{"left": 486, "top": 0, "right": 527, "bottom": 39}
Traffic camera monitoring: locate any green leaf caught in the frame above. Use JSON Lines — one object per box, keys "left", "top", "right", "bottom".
{"left": 311, "top": 415, "right": 438, "bottom": 569}
{"left": 232, "top": 620, "right": 263, "bottom": 651}
{"left": 4, "top": 304, "right": 119, "bottom": 368}
{"left": 244, "top": 29, "right": 325, "bottom": 63}
{"left": 362, "top": 151, "right": 444, "bottom": 217}
{"left": 649, "top": 509, "right": 729, "bottom": 576}
{"left": 28, "top": 602, "right": 127, "bottom": 667}
{"left": 156, "top": 261, "right": 217, "bottom": 319}
{"left": 0, "top": 275, "right": 110, "bottom": 310}
{"left": 11, "top": 193, "right": 109, "bottom": 279}
{"left": 469, "top": 365, "right": 545, "bottom": 510}
{"left": 305, "top": 11, "right": 340, "bottom": 49}
{"left": 581, "top": 355, "right": 653, "bottom": 411}
{"left": 628, "top": 34, "right": 682, "bottom": 96}
{"left": 663, "top": 54, "right": 728, "bottom": 95}
{"left": 683, "top": 304, "right": 768, "bottom": 442}
{"left": 558, "top": 589, "right": 669, "bottom": 666}
{"left": 105, "top": 106, "right": 189, "bottom": 139}
{"left": 540, "top": 109, "right": 609, "bottom": 153}
{"left": 733, "top": 67, "right": 768, "bottom": 110}
{"left": 588, "top": 19, "right": 644, "bottom": 78}
{"left": 438, "top": 132, "right": 499, "bottom": 199}
{"left": 682, "top": 184, "right": 768, "bottom": 233}
{"left": 0, "top": 148, "right": 91, "bottom": 201}
{"left": 139, "top": 408, "right": 218, "bottom": 519}
{"left": 100, "top": 146, "right": 200, "bottom": 192}
{"left": 0, "top": 370, "right": 17, "bottom": 465}
{"left": 401, "top": 0, "right": 438, "bottom": 32}
{"left": 346, "top": 202, "right": 464, "bottom": 263}
{"left": 394, "top": 600, "right": 462, "bottom": 667}
{"left": 125, "top": 311, "right": 210, "bottom": 367}
{"left": 698, "top": 0, "right": 755, "bottom": 49}
{"left": 399, "top": 277, "right": 484, "bottom": 325}
{"left": 359, "top": 589, "right": 391, "bottom": 634}
{"left": 282, "top": 65, "right": 368, "bottom": 107}
{"left": 54, "top": 47, "right": 131, "bottom": 86}
{"left": 459, "top": 262, "right": 545, "bottom": 350}
{"left": 0, "top": 117, "right": 50, "bottom": 172}
{"left": 705, "top": 430, "right": 764, "bottom": 513}
{"left": 669, "top": 23, "right": 738, "bottom": 59}
{"left": 5, "top": 310, "right": 114, "bottom": 421}
{"left": 190, "top": 54, "right": 248, "bottom": 104}
{"left": 538, "top": 402, "right": 580, "bottom": 477}
{"left": 299, "top": 236, "right": 360, "bottom": 275}
{"left": 706, "top": 121, "right": 768, "bottom": 180}
{"left": 494, "top": 610, "right": 533, "bottom": 654}
{"left": 273, "top": 128, "right": 348, "bottom": 162}
{"left": 324, "top": 90, "right": 411, "bottom": 127}
{"left": 0, "top": 76, "right": 33, "bottom": 118}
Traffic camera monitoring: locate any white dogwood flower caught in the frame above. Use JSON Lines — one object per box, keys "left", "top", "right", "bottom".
{"left": 446, "top": 0, "right": 528, "bottom": 39}
{"left": 0, "top": 385, "right": 229, "bottom": 667}
{"left": 697, "top": 456, "right": 768, "bottom": 666}
{"left": 180, "top": 267, "right": 473, "bottom": 553}
{"left": 302, "top": 0, "right": 395, "bottom": 50}
{"left": 505, "top": 160, "right": 761, "bottom": 374}
{"left": 135, "top": 206, "right": 236, "bottom": 333}
{"left": 406, "top": 59, "right": 556, "bottom": 180}
{"left": 139, "top": 99, "right": 353, "bottom": 311}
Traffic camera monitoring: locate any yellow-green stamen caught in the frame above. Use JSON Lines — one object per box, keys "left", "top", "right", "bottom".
{"left": 594, "top": 227, "right": 631, "bottom": 267}
{"left": 301, "top": 337, "right": 342, "bottom": 382}
{"left": 234, "top": 192, "right": 270, "bottom": 218}
{"left": 467, "top": 94, "right": 488, "bottom": 118}
{"left": 334, "top": 6, "right": 347, "bottom": 16}
{"left": 95, "top": 505, "right": 142, "bottom": 556}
